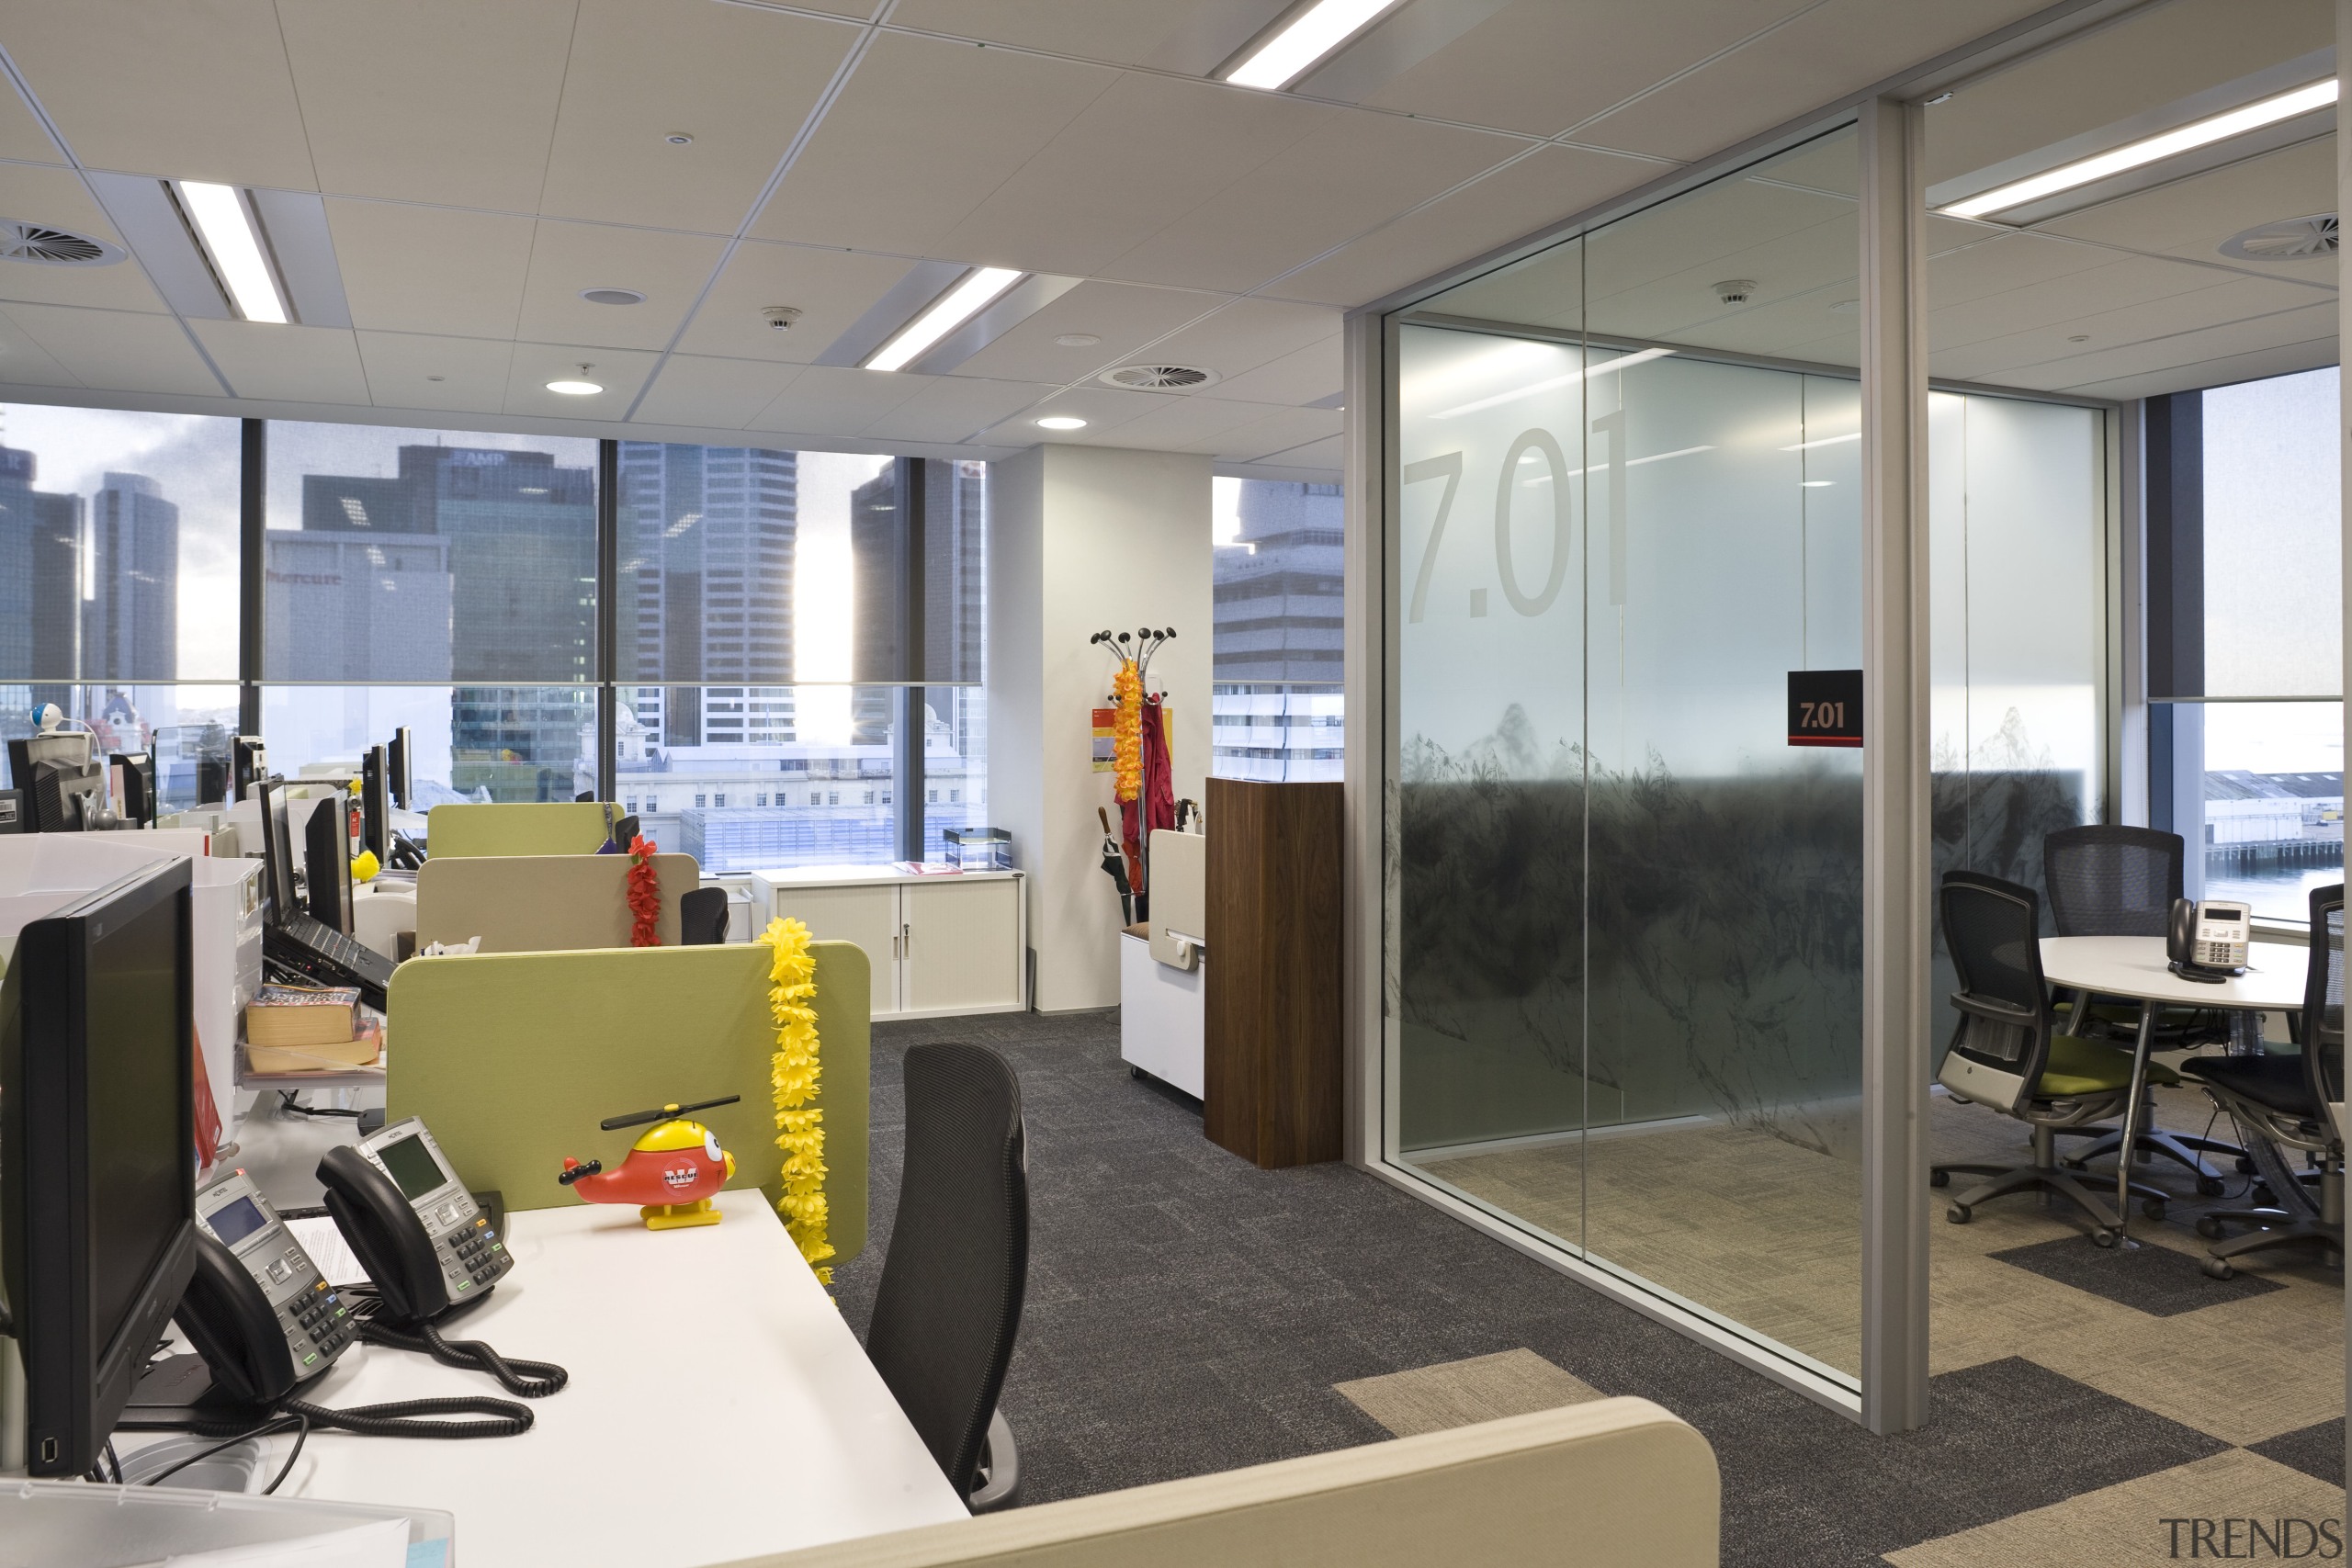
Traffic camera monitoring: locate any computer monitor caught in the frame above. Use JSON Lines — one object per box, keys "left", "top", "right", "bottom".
{"left": 256, "top": 778, "right": 300, "bottom": 929}
{"left": 28, "top": 754, "right": 107, "bottom": 832}
{"left": 231, "top": 737, "right": 268, "bottom": 802}
{"left": 0, "top": 858, "right": 198, "bottom": 1477}
{"left": 196, "top": 753, "right": 229, "bottom": 809}
{"left": 303, "top": 793, "right": 354, "bottom": 934}
{"left": 387, "top": 728, "right": 413, "bottom": 811}
{"left": 8, "top": 728, "right": 91, "bottom": 817}
{"left": 360, "top": 745, "right": 390, "bottom": 863}
{"left": 110, "top": 751, "right": 156, "bottom": 828}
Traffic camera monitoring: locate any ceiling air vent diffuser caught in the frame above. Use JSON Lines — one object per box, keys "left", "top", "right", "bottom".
{"left": 2220, "top": 214, "right": 2336, "bottom": 261}
{"left": 0, "top": 220, "right": 122, "bottom": 266}
{"left": 1100, "top": 364, "right": 1220, "bottom": 391}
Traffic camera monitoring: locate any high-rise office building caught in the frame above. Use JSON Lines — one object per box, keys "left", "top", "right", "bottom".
{"left": 83, "top": 471, "right": 178, "bottom": 682}
{"left": 1213, "top": 480, "right": 1344, "bottom": 782}
{"left": 616, "top": 442, "right": 798, "bottom": 748}
{"left": 265, "top": 531, "right": 453, "bottom": 681}
{"left": 0, "top": 445, "right": 90, "bottom": 712}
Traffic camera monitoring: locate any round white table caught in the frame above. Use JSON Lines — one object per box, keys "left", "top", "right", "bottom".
{"left": 2040, "top": 935, "right": 2305, "bottom": 1241}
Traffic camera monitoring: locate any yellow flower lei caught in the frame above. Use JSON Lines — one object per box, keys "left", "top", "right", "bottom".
{"left": 759, "top": 916, "right": 831, "bottom": 1282}
{"left": 1112, "top": 658, "right": 1143, "bottom": 804}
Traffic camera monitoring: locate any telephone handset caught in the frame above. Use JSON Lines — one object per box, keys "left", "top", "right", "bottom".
{"left": 318, "top": 1117, "right": 510, "bottom": 1324}
{"left": 176, "top": 1170, "right": 356, "bottom": 1405}
{"left": 2168, "top": 897, "right": 2251, "bottom": 983}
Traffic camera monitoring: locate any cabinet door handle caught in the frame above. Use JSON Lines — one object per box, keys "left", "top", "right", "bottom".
{"left": 901, "top": 922, "right": 911, "bottom": 953}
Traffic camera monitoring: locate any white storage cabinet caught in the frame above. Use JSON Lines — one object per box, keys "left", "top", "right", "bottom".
{"left": 748, "top": 865, "right": 1027, "bottom": 1021}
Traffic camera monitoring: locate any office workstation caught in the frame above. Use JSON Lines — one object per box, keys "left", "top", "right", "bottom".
{"left": 2, "top": 2, "right": 2349, "bottom": 1565}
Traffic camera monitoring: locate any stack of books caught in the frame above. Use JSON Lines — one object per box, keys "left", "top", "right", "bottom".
{"left": 244, "top": 983, "right": 381, "bottom": 1074}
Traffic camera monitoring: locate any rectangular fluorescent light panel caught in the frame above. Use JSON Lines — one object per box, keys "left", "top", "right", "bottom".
{"left": 175, "top": 180, "right": 288, "bottom": 324}
{"left": 865, "top": 266, "right": 1023, "bottom": 372}
{"left": 1224, "top": 0, "right": 1405, "bottom": 90}
{"left": 1432, "top": 347, "right": 1670, "bottom": 421}
{"left": 1939, "top": 78, "right": 2338, "bottom": 219}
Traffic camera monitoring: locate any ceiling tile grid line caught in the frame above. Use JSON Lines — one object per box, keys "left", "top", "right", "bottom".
{"left": 1551, "top": 0, "right": 1844, "bottom": 142}
{"left": 619, "top": 0, "right": 902, "bottom": 421}
{"left": 1938, "top": 212, "right": 2342, "bottom": 295}
{"left": 522, "top": 0, "right": 592, "bottom": 220}
{"left": 0, "top": 37, "right": 239, "bottom": 398}
{"left": 260, "top": 0, "right": 326, "bottom": 196}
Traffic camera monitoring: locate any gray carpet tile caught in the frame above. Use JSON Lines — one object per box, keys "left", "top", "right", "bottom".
{"left": 829, "top": 1010, "right": 2254, "bottom": 1567}
{"left": 2250, "top": 1421, "right": 2348, "bottom": 1489}
{"left": 1988, "top": 1235, "right": 2287, "bottom": 1317}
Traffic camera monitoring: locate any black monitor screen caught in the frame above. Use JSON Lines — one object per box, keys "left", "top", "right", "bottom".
{"left": 85, "top": 884, "right": 191, "bottom": 1359}
{"left": 259, "top": 783, "right": 298, "bottom": 925}
{"left": 205, "top": 1194, "right": 268, "bottom": 1247}
{"left": 376, "top": 1134, "right": 447, "bottom": 1201}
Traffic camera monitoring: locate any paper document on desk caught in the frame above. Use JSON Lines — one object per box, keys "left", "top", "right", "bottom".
{"left": 162, "top": 1517, "right": 415, "bottom": 1568}
{"left": 286, "top": 1214, "right": 372, "bottom": 1287}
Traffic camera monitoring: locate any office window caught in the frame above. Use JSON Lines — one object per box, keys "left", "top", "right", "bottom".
{"left": 695, "top": 794, "right": 707, "bottom": 808}
{"left": 2194, "top": 369, "right": 2342, "bottom": 920}
{"left": 1213, "top": 478, "right": 1342, "bottom": 782}
{"left": 0, "top": 682, "right": 238, "bottom": 814}
{"left": 261, "top": 683, "right": 590, "bottom": 805}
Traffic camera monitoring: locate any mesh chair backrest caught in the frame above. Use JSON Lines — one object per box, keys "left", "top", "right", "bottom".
{"left": 1940, "top": 870, "right": 2053, "bottom": 1076}
{"left": 2043, "top": 826, "right": 2183, "bottom": 938}
{"left": 678, "top": 886, "right": 729, "bottom": 946}
{"left": 865, "top": 1043, "right": 1029, "bottom": 1502}
{"left": 2304, "top": 886, "right": 2345, "bottom": 1115}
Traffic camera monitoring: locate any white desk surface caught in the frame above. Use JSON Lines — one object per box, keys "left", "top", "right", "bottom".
{"left": 220, "top": 1190, "right": 966, "bottom": 1566}
{"left": 2040, "top": 935, "right": 2304, "bottom": 1011}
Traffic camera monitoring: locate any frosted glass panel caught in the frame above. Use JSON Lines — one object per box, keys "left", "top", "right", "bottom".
{"left": 2203, "top": 368, "right": 2341, "bottom": 698}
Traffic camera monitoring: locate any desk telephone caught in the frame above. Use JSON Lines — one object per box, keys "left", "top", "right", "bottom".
{"left": 181, "top": 1170, "right": 356, "bottom": 1404}
{"left": 2168, "top": 897, "right": 2251, "bottom": 982}
{"left": 320, "top": 1118, "right": 513, "bottom": 1322}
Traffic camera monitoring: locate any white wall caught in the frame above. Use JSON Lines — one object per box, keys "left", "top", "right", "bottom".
{"left": 989, "top": 444, "right": 1212, "bottom": 1011}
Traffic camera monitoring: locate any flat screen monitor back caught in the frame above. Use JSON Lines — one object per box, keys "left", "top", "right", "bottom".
{"left": 258, "top": 780, "right": 300, "bottom": 927}
{"left": 232, "top": 737, "right": 267, "bottom": 802}
{"left": 388, "top": 728, "right": 413, "bottom": 811}
{"left": 0, "top": 858, "right": 198, "bottom": 1476}
{"left": 111, "top": 752, "right": 156, "bottom": 828}
{"left": 360, "top": 746, "right": 389, "bottom": 862}
{"left": 8, "top": 730, "right": 88, "bottom": 793}
{"left": 31, "top": 757, "right": 106, "bottom": 832}
{"left": 303, "top": 794, "right": 353, "bottom": 934}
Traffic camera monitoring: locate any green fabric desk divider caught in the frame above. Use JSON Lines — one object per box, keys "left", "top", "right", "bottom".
{"left": 384, "top": 942, "right": 868, "bottom": 1265}
{"left": 424, "top": 802, "right": 616, "bottom": 858}
{"left": 413, "top": 852, "right": 700, "bottom": 952}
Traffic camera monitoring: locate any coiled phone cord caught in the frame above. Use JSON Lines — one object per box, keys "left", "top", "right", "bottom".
{"left": 282, "top": 1393, "right": 535, "bottom": 1439}
{"left": 357, "top": 1315, "right": 569, "bottom": 1399}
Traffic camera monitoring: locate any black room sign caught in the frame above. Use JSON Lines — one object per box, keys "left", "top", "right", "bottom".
{"left": 1788, "top": 669, "right": 1862, "bottom": 748}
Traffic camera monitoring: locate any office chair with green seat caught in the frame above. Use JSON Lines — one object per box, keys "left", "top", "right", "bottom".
{"left": 2041, "top": 824, "right": 2240, "bottom": 1194}
{"left": 2180, "top": 884, "right": 2344, "bottom": 1280}
{"left": 1933, "top": 871, "right": 2175, "bottom": 1245}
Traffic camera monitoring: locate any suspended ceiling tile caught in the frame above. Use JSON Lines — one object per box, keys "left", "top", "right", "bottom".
{"left": 0, "top": 302, "right": 223, "bottom": 395}
{"left": 676, "top": 243, "right": 918, "bottom": 364}
{"left": 1143, "top": 298, "right": 1338, "bottom": 382}
{"left": 930, "top": 72, "right": 1331, "bottom": 277}
{"left": 1927, "top": 230, "right": 2116, "bottom": 313}
{"left": 278, "top": 0, "right": 573, "bottom": 211}
{"left": 1099, "top": 110, "right": 1520, "bottom": 294}
{"left": 1925, "top": 0, "right": 2334, "bottom": 187}
{"left": 1204, "top": 334, "right": 1342, "bottom": 407}
{"left": 744, "top": 362, "right": 926, "bottom": 436}
{"left": 630, "top": 355, "right": 805, "bottom": 429}
{"left": 0, "top": 165, "right": 166, "bottom": 312}
{"left": 352, "top": 331, "right": 516, "bottom": 412}
{"left": 539, "top": 0, "right": 854, "bottom": 233}
{"left": 1931, "top": 280, "right": 2324, "bottom": 384}
{"left": 0, "top": 67, "right": 62, "bottom": 165}
{"left": 1, "top": 0, "right": 316, "bottom": 187}
{"left": 2061, "top": 335, "right": 2337, "bottom": 402}
{"left": 1196, "top": 403, "right": 1344, "bottom": 461}
{"left": 1276, "top": 143, "right": 1655, "bottom": 307}
{"left": 1356, "top": 0, "right": 1819, "bottom": 139}
{"left": 2035, "top": 139, "right": 2340, "bottom": 279}
{"left": 862, "top": 373, "right": 1053, "bottom": 445}
{"left": 979, "top": 381, "right": 1179, "bottom": 439}
{"left": 502, "top": 340, "right": 661, "bottom": 418}
{"left": 947, "top": 280, "right": 1224, "bottom": 385}
{"left": 885, "top": 0, "right": 1283, "bottom": 72}
{"left": 1929, "top": 253, "right": 2264, "bottom": 355}
{"left": 751, "top": 31, "right": 1116, "bottom": 254}
{"left": 1572, "top": 0, "right": 2055, "bottom": 164}
{"left": 1984, "top": 302, "right": 2338, "bottom": 398}
{"left": 188, "top": 321, "right": 369, "bottom": 405}
{"left": 1072, "top": 389, "right": 1271, "bottom": 452}
{"left": 1237, "top": 432, "right": 1341, "bottom": 472}
{"left": 514, "top": 221, "right": 727, "bottom": 352}
{"left": 326, "top": 200, "right": 536, "bottom": 339}
{"left": 0, "top": 307, "right": 83, "bottom": 389}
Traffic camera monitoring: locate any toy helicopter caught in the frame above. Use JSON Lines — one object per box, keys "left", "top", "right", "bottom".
{"left": 558, "top": 1093, "right": 741, "bottom": 1230}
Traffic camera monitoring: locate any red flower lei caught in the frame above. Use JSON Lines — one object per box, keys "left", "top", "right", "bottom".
{"left": 626, "top": 834, "right": 661, "bottom": 947}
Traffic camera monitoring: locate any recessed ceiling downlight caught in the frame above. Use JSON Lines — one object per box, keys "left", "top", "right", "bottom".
{"left": 2221, "top": 213, "right": 2337, "bottom": 261}
{"left": 1100, "top": 364, "right": 1219, "bottom": 391}
{"left": 1036, "top": 415, "right": 1088, "bottom": 431}
{"left": 581, "top": 288, "right": 646, "bottom": 305}
{"left": 547, "top": 364, "right": 602, "bottom": 395}
{"left": 0, "top": 220, "right": 123, "bottom": 266}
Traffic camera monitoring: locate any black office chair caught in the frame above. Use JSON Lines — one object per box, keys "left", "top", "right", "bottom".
{"left": 2042, "top": 825, "right": 2238, "bottom": 1193}
{"left": 2180, "top": 884, "right": 2345, "bottom": 1280}
{"left": 679, "top": 886, "right": 729, "bottom": 946}
{"left": 864, "top": 1043, "right": 1029, "bottom": 1513}
{"left": 1932, "top": 871, "right": 2170, "bottom": 1244}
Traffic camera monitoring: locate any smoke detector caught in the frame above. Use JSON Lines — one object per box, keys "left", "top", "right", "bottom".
{"left": 1713, "top": 278, "right": 1757, "bottom": 306}
{"left": 0, "top": 220, "right": 123, "bottom": 266}
{"left": 1099, "top": 364, "right": 1220, "bottom": 391}
{"left": 762, "top": 306, "right": 804, "bottom": 333}
{"left": 2220, "top": 213, "right": 2336, "bottom": 261}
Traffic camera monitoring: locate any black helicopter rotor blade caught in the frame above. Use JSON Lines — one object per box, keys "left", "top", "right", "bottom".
{"left": 599, "top": 1093, "right": 743, "bottom": 1132}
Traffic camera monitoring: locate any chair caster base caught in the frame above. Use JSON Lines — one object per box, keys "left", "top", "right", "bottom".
{"left": 1947, "top": 1203, "right": 1971, "bottom": 1224}
{"left": 1929, "top": 1169, "right": 1949, "bottom": 1189}
{"left": 2092, "top": 1228, "right": 2118, "bottom": 1248}
{"left": 2197, "top": 1176, "right": 2226, "bottom": 1198}
{"left": 2203, "top": 1258, "right": 2235, "bottom": 1280}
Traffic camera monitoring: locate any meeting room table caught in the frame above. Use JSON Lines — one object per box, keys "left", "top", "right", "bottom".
{"left": 2039, "top": 935, "right": 2303, "bottom": 1244}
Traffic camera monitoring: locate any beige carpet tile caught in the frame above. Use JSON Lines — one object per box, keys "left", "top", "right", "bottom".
{"left": 1884, "top": 1448, "right": 2346, "bottom": 1568}
{"left": 1334, "top": 1348, "right": 1605, "bottom": 1438}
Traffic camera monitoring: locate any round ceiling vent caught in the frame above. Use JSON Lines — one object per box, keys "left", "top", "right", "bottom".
{"left": 1100, "top": 364, "right": 1220, "bottom": 391}
{"left": 0, "top": 220, "right": 123, "bottom": 266}
{"left": 2220, "top": 213, "right": 2337, "bottom": 261}
{"left": 580, "top": 287, "right": 646, "bottom": 306}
